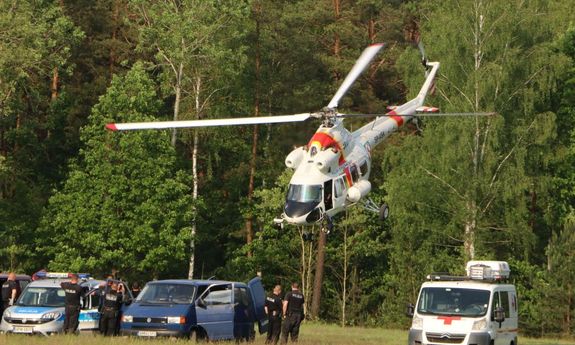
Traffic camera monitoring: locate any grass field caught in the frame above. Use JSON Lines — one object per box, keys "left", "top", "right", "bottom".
{"left": 0, "top": 323, "right": 573, "bottom": 345}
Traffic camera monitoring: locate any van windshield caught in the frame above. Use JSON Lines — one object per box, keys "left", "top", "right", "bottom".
{"left": 17, "top": 287, "right": 65, "bottom": 307}
{"left": 417, "top": 287, "right": 490, "bottom": 317}
{"left": 136, "top": 283, "right": 196, "bottom": 304}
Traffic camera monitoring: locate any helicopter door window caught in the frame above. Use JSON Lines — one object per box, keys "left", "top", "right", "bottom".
{"left": 324, "top": 180, "right": 333, "bottom": 210}
{"left": 359, "top": 161, "right": 369, "bottom": 176}
{"left": 350, "top": 165, "right": 360, "bottom": 182}
{"left": 334, "top": 177, "right": 345, "bottom": 198}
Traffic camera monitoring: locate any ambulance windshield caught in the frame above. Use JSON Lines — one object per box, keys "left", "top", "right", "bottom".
{"left": 287, "top": 184, "right": 322, "bottom": 203}
{"left": 417, "top": 287, "right": 490, "bottom": 317}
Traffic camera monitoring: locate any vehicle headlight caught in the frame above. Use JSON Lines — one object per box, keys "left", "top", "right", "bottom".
{"left": 472, "top": 318, "right": 487, "bottom": 330}
{"left": 41, "top": 312, "right": 61, "bottom": 321}
{"left": 411, "top": 315, "right": 423, "bottom": 329}
{"left": 3, "top": 309, "right": 11, "bottom": 319}
{"left": 167, "top": 316, "right": 186, "bottom": 324}
{"left": 122, "top": 315, "right": 133, "bottom": 323}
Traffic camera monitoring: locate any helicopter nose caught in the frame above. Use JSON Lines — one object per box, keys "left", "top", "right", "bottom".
{"left": 284, "top": 201, "right": 322, "bottom": 225}
{"left": 284, "top": 200, "right": 319, "bottom": 219}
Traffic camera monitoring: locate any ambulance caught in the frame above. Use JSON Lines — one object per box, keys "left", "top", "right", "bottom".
{"left": 407, "top": 261, "right": 518, "bottom": 345}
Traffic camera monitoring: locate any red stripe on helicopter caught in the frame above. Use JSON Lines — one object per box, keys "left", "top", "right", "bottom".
{"left": 308, "top": 132, "right": 346, "bottom": 165}
{"left": 386, "top": 110, "right": 404, "bottom": 127}
{"left": 344, "top": 167, "right": 353, "bottom": 187}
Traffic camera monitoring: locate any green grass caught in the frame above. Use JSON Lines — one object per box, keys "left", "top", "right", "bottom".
{"left": 0, "top": 323, "right": 573, "bottom": 345}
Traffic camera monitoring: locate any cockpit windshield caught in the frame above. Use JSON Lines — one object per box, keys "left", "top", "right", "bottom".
{"left": 287, "top": 184, "right": 322, "bottom": 203}
{"left": 417, "top": 287, "right": 490, "bottom": 317}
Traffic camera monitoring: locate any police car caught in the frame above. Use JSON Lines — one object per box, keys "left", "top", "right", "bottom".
{"left": 0, "top": 272, "right": 104, "bottom": 335}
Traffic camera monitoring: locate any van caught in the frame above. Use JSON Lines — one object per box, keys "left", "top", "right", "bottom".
{"left": 120, "top": 277, "right": 268, "bottom": 341}
{"left": 407, "top": 261, "right": 518, "bottom": 345}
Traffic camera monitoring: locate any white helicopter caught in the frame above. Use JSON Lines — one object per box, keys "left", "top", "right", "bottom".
{"left": 106, "top": 43, "right": 489, "bottom": 231}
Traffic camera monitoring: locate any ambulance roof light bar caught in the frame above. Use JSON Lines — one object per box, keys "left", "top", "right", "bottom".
{"left": 466, "top": 261, "right": 510, "bottom": 281}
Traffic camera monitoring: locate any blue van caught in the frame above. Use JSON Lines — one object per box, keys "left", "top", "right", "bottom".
{"left": 120, "top": 277, "right": 268, "bottom": 341}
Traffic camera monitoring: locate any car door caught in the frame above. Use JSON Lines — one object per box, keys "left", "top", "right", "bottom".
{"left": 247, "top": 277, "right": 268, "bottom": 334}
{"left": 195, "top": 283, "right": 234, "bottom": 340}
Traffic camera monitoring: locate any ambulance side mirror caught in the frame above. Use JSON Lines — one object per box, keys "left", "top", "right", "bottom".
{"left": 406, "top": 303, "right": 415, "bottom": 317}
{"left": 494, "top": 307, "right": 505, "bottom": 326}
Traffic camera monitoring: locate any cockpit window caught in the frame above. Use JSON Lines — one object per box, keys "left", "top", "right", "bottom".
{"left": 287, "top": 184, "right": 322, "bottom": 203}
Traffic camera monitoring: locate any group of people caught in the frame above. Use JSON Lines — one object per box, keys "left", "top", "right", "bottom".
{"left": 264, "top": 282, "right": 305, "bottom": 344}
{"left": 60, "top": 274, "right": 139, "bottom": 336}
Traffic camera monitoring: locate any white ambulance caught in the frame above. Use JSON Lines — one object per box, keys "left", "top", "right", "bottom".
{"left": 407, "top": 261, "right": 518, "bottom": 345}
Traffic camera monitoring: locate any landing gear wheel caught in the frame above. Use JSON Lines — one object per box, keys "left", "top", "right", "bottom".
{"left": 379, "top": 203, "right": 389, "bottom": 221}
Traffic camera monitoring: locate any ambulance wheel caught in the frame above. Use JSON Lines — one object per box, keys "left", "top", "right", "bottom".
{"left": 379, "top": 203, "right": 389, "bottom": 221}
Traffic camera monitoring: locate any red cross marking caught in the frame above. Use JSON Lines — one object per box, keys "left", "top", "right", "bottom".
{"left": 437, "top": 316, "right": 461, "bottom": 325}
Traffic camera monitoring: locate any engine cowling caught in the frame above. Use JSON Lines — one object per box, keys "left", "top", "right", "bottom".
{"left": 314, "top": 148, "right": 340, "bottom": 173}
{"left": 285, "top": 147, "right": 306, "bottom": 169}
{"left": 346, "top": 180, "right": 371, "bottom": 203}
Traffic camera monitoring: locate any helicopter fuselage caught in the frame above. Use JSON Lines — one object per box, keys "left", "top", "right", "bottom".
{"left": 280, "top": 60, "right": 440, "bottom": 227}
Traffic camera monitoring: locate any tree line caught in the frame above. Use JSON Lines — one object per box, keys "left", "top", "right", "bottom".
{"left": 0, "top": 0, "right": 574, "bottom": 337}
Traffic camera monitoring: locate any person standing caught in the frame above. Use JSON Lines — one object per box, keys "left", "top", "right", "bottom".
{"left": 99, "top": 281, "right": 124, "bottom": 336}
{"left": 60, "top": 274, "right": 87, "bottom": 334}
{"left": 130, "top": 282, "right": 141, "bottom": 299}
{"left": 281, "top": 282, "right": 304, "bottom": 344}
{"left": 1, "top": 273, "right": 21, "bottom": 311}
{"left": 265, "top": 285, "right": 283, "bottom": 344}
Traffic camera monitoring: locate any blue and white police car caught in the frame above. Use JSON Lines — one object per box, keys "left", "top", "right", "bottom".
{"left": 0, "top": 272, "right": 103, "bottom": 335}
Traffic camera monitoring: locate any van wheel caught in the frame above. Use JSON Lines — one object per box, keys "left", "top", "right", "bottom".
{"left": 190, "top": 329, "right": 206, "bottom": 343}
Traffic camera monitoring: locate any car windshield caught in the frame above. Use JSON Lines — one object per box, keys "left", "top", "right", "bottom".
{"left": 417, "top": 287, "right": 490, "bottom": 317}
{"left": 17, "top": 287, "right": 66, "bottom": 307}
{"left": 136, "top": 283, "right": 196, "bottom": 304}
{"left": 287, "top": 184, "right": 322, "bottom": 203}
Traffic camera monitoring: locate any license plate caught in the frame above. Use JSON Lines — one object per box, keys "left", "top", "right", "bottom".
{"left": 13, "top": 326, "right": 33, "bottom": 334}
{"left": 137, "top": 331, "right": 157, "bottom": 337}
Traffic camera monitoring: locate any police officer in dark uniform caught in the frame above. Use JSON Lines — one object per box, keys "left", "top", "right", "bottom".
{"left": 265, "top": 285, "right": 283, "bottom": 344}
{"left": 281, "top": 282, "right": 305, "bottom": 344}
{"left": 1, "top": 273, "right": 21, "bottom": 312}
{"left": 60, "top": 273, "right": 87, "bottom": 334}
{"left": 99, "top": 281, "right": 124, "bottom": 336}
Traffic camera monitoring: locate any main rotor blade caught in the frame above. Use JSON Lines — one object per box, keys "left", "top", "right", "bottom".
{"left": 327, "top": 43, "right": 385, "bottom": 109}
{"left": 338, "top": 112, "right": 496, "bottom": 118}
{"left": 106, "top": 113, "right": 312, "bottom": 131}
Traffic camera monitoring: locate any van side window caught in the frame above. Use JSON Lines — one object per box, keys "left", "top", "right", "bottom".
{"left": 334, "top": 177, "right": 345, "bottom": 198}
{"left": 491, "top": 292, "right": 499, "bottom": 320}
{"left": 500, "top": 291, "right": 510, "bottom": 317}
{"left": 204, "top": 285, "right": 232, "bottom": 306}
{"left": 234, "top": 287, "right": 251, "bottom": 308}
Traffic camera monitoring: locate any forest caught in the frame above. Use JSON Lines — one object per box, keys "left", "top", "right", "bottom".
{"left": 0, "top": 0, "right": 574, "bottom": 337}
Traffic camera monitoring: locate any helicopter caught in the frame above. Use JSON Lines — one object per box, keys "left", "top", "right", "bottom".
{"left": 106, "top": 43, "right": 491, "bottom": 232}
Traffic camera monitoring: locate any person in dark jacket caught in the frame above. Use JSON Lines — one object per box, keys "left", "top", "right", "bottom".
{"left": 265, "top": 285, "right": 283, "bottom": 344}
{"left": 61, "top": 274, "right": 87, "bottom": 334}
{"left": 281, "top": 282, "right": 305, "bottom": 343}
{"left": 99, "top": 281, "right": 124, "bottom": 336}
{"left": 1, "top": 273, "right": 21, "bottom": 311}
